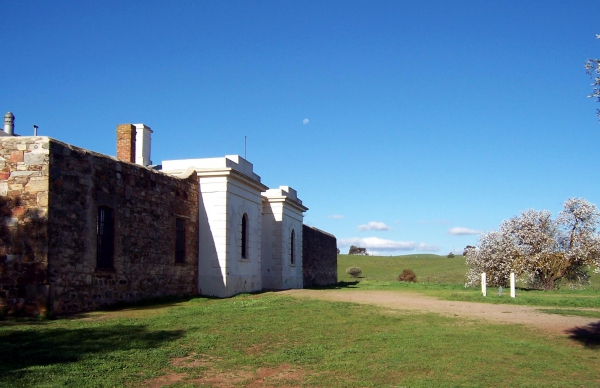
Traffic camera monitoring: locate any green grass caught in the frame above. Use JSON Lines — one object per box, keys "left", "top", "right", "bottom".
{"left": 2, "top": 294, "right": 600, "bottom": 387}
{"left": 2, "top": 255, "right": 600, "bottom": 386}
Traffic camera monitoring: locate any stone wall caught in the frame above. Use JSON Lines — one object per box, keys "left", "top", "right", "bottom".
{"left": 0, "top": 137, "right": 50, "bottom": 315}
{"left": 0, "top": 136, "right": 199, "bottom": 316}
{"left": 302, "top": 225, "right": 337, "bottom": 287}
{"left": 47, "top": 139, "right": 199, "bottom": 314}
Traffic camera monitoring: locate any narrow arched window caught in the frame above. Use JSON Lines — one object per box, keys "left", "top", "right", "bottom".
{"left": 290, "top": 229, "right": 295, "bottom": 265}
{"left": 241, "top": 213, "right": 248, "bottom": 259}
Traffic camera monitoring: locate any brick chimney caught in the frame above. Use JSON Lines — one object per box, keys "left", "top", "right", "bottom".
{"left": 116, "top": 124, "right": 136, "bottom": 163}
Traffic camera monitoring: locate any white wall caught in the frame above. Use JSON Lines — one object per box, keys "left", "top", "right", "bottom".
{"left": 223, "top": 177, "right": 263, "bottom": 296}
{"left": 261, "top": 186, "right": 306, "bottom": 290}
{"left": 197, "top": 176, "right": 229, "bottom": 297}
{"left": 162, "top": 156, "right": 307, "bottom": 296}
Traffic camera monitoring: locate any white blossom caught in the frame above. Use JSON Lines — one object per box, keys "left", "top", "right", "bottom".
{"left": 465, "top": 198, "right": 600, "bottom": 290}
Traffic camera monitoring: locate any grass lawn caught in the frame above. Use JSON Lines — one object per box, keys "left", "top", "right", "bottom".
{"left": 1, "top": 294, "right": 600, "bottom": 387}
{"left": 2, "top": 254, "right": 600, "bottom": 387}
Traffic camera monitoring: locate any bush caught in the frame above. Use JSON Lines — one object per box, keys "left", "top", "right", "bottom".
{"left": 447, "top": 252, "right": 455, "bottom": 258}
{"left": 346, "top": 266, "right": 362, "bottom": 278}
{"left": 398, "top": 269, "right": 417, "bottom": 283}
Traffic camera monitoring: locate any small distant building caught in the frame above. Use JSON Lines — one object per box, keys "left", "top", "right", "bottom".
{"left": 0, "top": 113, "right": 337, "bottom": 315}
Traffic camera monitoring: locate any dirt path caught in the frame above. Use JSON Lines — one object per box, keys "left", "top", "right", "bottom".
{"left": 281, "top": 289, "right": 599, "bottom": 334}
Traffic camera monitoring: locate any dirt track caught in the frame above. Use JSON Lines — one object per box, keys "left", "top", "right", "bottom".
{"left": 281, "top": 289, "right": 599, "bottom": 334}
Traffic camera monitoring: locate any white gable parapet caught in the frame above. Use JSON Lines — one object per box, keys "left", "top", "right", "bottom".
{"left": 261, "top": 186, "right": 308, "bottom": 290}
{"left": 162, "top": 155, "right": 268, "bottom": 298}
{"left": 162, "top": 155, "right": 262, "bottom": 184}
{"left": 133, "top": 124, "right": 152, "bottom": 167}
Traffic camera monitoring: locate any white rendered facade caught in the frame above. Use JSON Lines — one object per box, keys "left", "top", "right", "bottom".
{"left": 162, "top": 155, "right": 306, "bottom": 297}
{"left": 261, "top": 186, "right": 307, "bottom": 290}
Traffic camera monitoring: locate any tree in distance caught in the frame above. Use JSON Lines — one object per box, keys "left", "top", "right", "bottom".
{"left": 465, "top": 198, "right": 600, "bottom": 290}
{"left": 447, "top": 252, "right": 455, "bottom": 258}
{"left": 463, "top": 245, "right": 475, "bottom": 256}
{"left": 346, "top": 266, "right": 362, "bottom": 278}
{"left": 585, "top": 34, "right": 600, "bottom": 120}
{"left": 348, "top": 245, "right": 368, "bottom": 255}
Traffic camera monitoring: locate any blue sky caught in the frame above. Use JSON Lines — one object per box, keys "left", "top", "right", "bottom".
{"left": 2, "top": 0, "right": 599, "bottom": 255}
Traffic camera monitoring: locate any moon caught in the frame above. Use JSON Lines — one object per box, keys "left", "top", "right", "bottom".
{"left": 303, "top": 118, "right": 309, "bottom": 124}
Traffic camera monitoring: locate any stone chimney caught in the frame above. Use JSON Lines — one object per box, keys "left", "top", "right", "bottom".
{"left": 4, "top": 112, "right": 14, "bottom": 135}
{"left": 116, "top": 124, "right": 136, "bottom": 163}
{"left": 133, "top": 124, "right": 152, "bottom": 166}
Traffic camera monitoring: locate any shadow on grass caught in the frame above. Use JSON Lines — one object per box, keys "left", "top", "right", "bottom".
{"left": 54, "top": 295, "right": 215, "bottom": 320}
{"left": 0, "top": 324, "right": 184, "bottom": 376}
{"left": 305, "top": 281, "right": 360, "bottom": 290}
{"left": 565, "top": 321, "right": 600, "bottom": 348}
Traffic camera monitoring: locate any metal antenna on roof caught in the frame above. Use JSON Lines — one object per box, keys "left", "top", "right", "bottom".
{"left": 244, "top": 135, "right": 247, "bottom": 159}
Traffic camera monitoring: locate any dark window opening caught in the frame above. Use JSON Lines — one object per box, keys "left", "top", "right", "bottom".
{"left": 97, "top": 206, "right": 114, "bottom": 269}
{"left": 242, "top": 213, "right": 248, "bottom": 259}
{"left": 175, "top": 218, "right": 185, "bottom": 263}
{"left": 290, "top": 229, "right": 295, "bottom": 265}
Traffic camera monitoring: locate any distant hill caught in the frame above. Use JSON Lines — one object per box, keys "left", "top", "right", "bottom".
{"left": 338, "top": 254, "right": 468, "bottom": 284}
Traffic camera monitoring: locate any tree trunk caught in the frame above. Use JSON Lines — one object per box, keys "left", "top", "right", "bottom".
{"left": 542, "top": 278, "right": 555, "bottom": 291}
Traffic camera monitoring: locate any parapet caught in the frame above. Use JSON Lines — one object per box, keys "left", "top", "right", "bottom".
{"left": 262, "top": 185, "right": 307, "bottom": 212}
{"left": 161, "top": 154, "right": 261, "bottom": 182}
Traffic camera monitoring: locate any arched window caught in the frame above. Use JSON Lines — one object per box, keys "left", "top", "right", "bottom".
{"left": 290, "top": 229, "right": 295, "bottom": 265}
{"left": 241, "top": 213, "right": 248, "bottom": 259}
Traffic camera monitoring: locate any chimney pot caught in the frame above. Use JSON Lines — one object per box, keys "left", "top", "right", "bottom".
{"left": 4, "top": 112, "right": 14, "bottom": 135}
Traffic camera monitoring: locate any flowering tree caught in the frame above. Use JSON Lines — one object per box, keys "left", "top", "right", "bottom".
{"left": 465, "top": 230, "right": 516, "bottom": 287}
{"left": 465, "top": 198, "right": 600, "bottom": 290}
{"left": 585, "top": 34, "right": 600, "bottom": 120}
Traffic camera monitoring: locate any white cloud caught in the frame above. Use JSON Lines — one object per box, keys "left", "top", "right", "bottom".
{"left": 329, "top": 214, "right": 344, "bottom": 219}
{"left": 448, "top": 227, "right": 482, "bottom": 236}
{"left": 415, "top": 243, "right": 440, "bottom": 252}
{"left": 358, "top": 221, "right": 391, "bottom": 231}
{"left": 338, "top": 237, "right": 415, "bottom": 251}
{"left": 303, "top": 118, "right": 309, "bottom": 124}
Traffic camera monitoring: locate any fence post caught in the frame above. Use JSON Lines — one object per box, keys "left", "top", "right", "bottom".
{"left": 510, "top": 272, "right": 515, "bottom": 298}
{"left": 481, "top": 273, "right": 487, "bottom": 297}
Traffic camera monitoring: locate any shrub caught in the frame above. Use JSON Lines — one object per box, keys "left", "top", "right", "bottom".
{"left": 447, "top": 252, "right": 455, "bottom": 258}
{"left": 398, "top": 269, "right": 417, "bottom": 283}
{"left": 346, "top": 266, "right": 362, "bottom": 278}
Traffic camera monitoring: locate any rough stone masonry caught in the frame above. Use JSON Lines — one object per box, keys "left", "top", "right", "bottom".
{"left": 0, "top": 136, "right": 199, "bottom": 315}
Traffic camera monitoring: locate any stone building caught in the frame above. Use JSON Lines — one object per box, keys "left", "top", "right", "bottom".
{"left": 0, "top": 113, "right": 337, "bottom": 315}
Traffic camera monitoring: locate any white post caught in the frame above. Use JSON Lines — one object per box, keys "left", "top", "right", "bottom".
{"left": 510, "top": 272, "right": 515, "bottom": 298}
{"left": 481, "top": 273, "right": 487, "bottom": 297}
